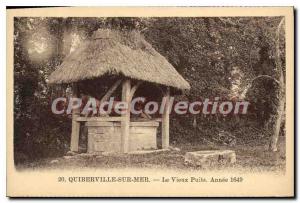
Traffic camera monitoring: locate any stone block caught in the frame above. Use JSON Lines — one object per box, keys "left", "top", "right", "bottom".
{"left": 184, "top": 150, "right": 236, "bottom": 167}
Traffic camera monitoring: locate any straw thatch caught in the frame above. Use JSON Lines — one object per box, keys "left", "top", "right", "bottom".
{"left": 48, "top": 29, "right": 190, "bottom": 90}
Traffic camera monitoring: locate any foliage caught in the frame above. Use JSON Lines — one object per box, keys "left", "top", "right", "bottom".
{"left": 13, "top": 17, "right": 285, "bottom": 162}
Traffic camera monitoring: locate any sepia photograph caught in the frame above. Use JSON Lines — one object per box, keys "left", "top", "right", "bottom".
{"left": 6, "top": 7, "right": 294, "bottom": 197}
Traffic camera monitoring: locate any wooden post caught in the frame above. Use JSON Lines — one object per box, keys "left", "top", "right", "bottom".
{"left": 121, "top": 79, "right": 131, "bottom": 153}
{"left": 70, "top": 83, "right": 81, "bottom": 152}
{"left": 162, "top": 87, "right": 170, "bottom": 149}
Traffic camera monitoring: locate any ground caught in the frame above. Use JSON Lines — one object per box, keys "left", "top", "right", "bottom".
{"left": 16, "top": 136, "right": 286, "bottom": 173}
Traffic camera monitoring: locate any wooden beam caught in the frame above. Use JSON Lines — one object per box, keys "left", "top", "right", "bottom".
{"left": 121, "top": 79, "right": 131, "bottom": 153}
{"left": 129, "top": 81, "right": 142, "bottom": 100}
{"left": 76, "top": 116, "right": 124, "bottom": 122}
{"left": 70, "top": 83, "right": 81, "bottom": 152}
{"left": 100, "top": 79, "right": 122, "bottom": 104}
{"left": 98, "top": 79, "right": 122, "bottom": 116}
{"left": 162, "top": 87, "right": 170, "bottom": 149}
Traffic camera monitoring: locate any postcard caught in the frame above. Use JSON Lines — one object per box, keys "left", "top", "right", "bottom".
{"left": 7, "top": 7, "right": 294, "bottom": 197}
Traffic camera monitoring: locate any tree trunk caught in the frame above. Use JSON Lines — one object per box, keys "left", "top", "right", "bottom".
{"left": 268, "top": 18, "right": 285, "bottom": 152}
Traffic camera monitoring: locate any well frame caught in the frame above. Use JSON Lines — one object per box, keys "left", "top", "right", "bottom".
{"left": 70, "top": 79, "right": 171, "bottom": 154}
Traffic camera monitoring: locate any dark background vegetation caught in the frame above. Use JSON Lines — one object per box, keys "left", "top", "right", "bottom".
{"left": 14, "top": 17, "right": 285, "bottom": 163}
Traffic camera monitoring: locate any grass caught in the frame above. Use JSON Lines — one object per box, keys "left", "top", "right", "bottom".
{"left": 16, "top": 136, "right": 286, "bottom": 173}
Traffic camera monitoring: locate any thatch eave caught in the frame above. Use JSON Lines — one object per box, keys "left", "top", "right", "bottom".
{"left": 48, "top": 29, "right": 191, "bottom": 91}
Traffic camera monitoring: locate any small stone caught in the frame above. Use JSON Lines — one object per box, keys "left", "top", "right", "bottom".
{"left": 63, "top": 156, "right": 74, "bottom": 160}
{"left": 184, "top": 150, "right": 236, "bottom": 168}
{"left": 95, "top": 155, "right": 103, "bottom": 159}
{"left": 50, "top": 159, "right": 59, "bottom": 164}
{"left": 66, "top": 151, "right": 78, "bottom": 156}
{"left": 169, "top": 146, "right": 181, "bottom": 151}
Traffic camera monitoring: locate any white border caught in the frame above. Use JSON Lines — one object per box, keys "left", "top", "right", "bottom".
{"left": 1, "top": 1, "right": 298, "bottom": 202}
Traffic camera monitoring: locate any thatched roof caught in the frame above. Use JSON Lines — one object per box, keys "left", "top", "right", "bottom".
{"left": 48, "top": 29, "right": 190, "bottom": 90}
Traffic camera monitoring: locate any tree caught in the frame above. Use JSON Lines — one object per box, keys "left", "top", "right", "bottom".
{"left": 14, "top": 17, "right": 286, "bottom": 161}
{"left": 268, "top": 18, "right": 285, "bottom": 152}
